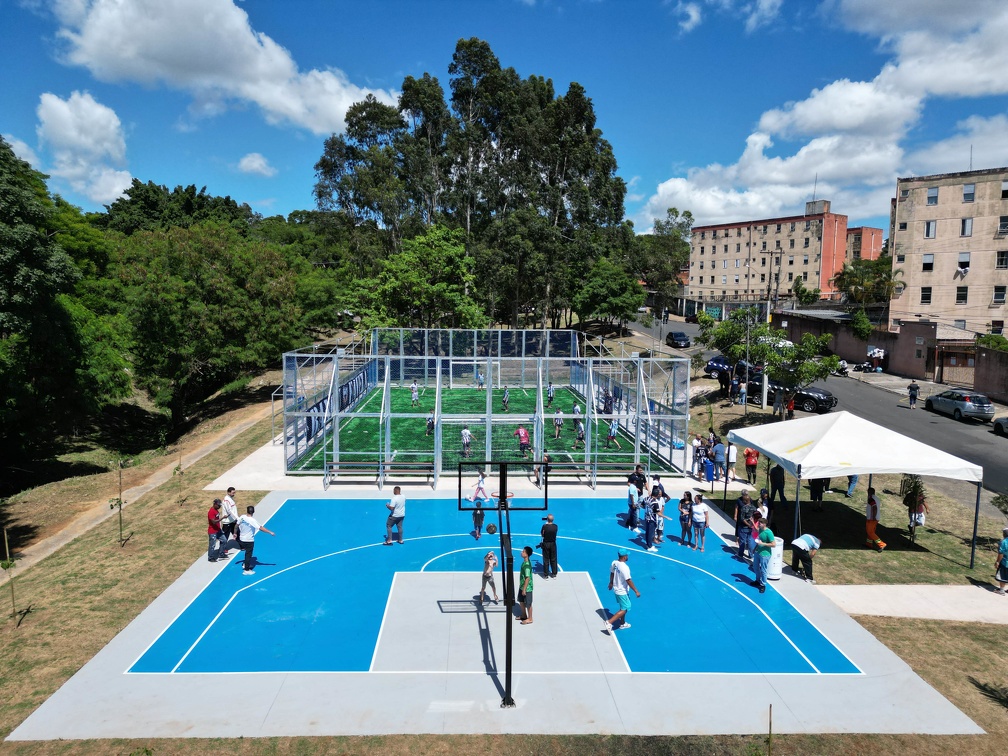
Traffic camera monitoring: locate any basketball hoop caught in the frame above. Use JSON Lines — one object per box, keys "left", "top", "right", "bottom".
{"left": 490, "top": 491, "right": 514, "bottom": 501}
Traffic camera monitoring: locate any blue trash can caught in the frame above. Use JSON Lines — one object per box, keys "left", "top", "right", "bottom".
{"left": 704, "top": 459, "right": 714, "bottom": 482}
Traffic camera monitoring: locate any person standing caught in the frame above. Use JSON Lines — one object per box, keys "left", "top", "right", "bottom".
{"left": 572, "top": 418, "right": 586, "bottom": 450}
{"left": 477, "top": 370, "right": 485, "bottom": 391}
{"left": 546, "top": 381, "right": 555, "bottom": 408}
{"left": 472, "top": 500, "right": 485, "bottom": 540}
{"left": 384, "top": 485, "right": 406, "bottom": 545}
{"left": 744, "top": 446, "right": 760, "bottom": 485}
{"left": 513, "top": 424, "right": 530, "bottom": 458}
{"left": 753, "top": 515, "right": 774, "bottom": 593}
{"left": 995, "top": 527, "right": 1008, "bottom": 595}
{"left": 865, "top": 486, "right": 886, "bottom": 551}
{"left": 711, "top": 438, "right": 726, "bottom": 481}
{"left": 907, "top": 380, "right": 920, "bottom": 409}
{"left": 410, "top": 380, "right": 419, "bottom": 407}
{"left": 691, "top": 434, "right": 704, "bottom": 478}
{"left": 469, "top": 470, "right": 488, "bottom": 502}
{"left": 678, "top": 492, "right": 694, "bottom": 547}
{"left": 769, "top": 463, "right": 787, "bottom": 527}
{"left": 738, "top": 380, "right": 747, "bottom": 406}
{"left": 540, "top": 514, "right": 558, "bottom": 578}
{"left": 626, "top": 465, "right": 646, "bottom": 532}
{"left": 603, "top": 548, "right": 640, "bottom": 633}
{"left": 726, "top": 442, "right": 738, "bottom": 481}
{"left": 502, "top": 385, "right": 510, "bottom": 412}
{"left": 425, "top": 409, "right": 435, "bottom": 437}
{"left": 533, "top": 451, "right": 551, "bottom": 487}
{"left": 642, "top": 487, "right": 660, "bottom": 552}
{"left": 734, "top": 492, "right": 756, "bottom": 560}
{"left": 518, "top": 546, "right": 534, "bottom": 624}
{"left": 207, "top": 499, "right": 227, "bottom": 562}
{"left": 460, "top": 424, "right": 473, "bottom": 458}
{"left": 845, "top": 474, "right": 859, "bottom": 499}
{"left": 808, "top": 478, "right": 826, "bottom": 512}
{"left": 790, "top": 533, "right": 821, "bottom": 583}
{"left": 691, "top": 492, "right": 709, "bottom": 552}
{"left": 480, "top": 549, "right": 500, "bottom": 603}
{"left": 553, "top": 408, "right": 564, "bottom": 439}
{"left": 606, "top": 418, "right": 622, "bottom": 449}
{"left": 220, "top": 487, "right": 239, "bottom": 551}
{"left": 236, "top": 505, "right": 275, "bottom": 575}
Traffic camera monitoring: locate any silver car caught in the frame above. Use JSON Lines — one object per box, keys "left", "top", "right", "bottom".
{"left": 924, "top": 388, "right": 995, "bottom": 422}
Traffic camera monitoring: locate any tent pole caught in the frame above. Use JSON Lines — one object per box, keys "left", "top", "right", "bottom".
{"left": 970, "top": 481, "right": 981, "bottom": 570}
{"left": 722, "top": 443, "right": 731, "bottom": 514}
{"left": 793, "top": 466, "right": 802, "bottom": 541}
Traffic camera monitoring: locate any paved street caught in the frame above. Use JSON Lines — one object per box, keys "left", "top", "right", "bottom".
{"left": 810, "top": 373, "right": 1008, "bottom": 495}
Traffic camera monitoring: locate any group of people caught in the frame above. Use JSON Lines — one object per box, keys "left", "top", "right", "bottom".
{"left": 206, "top": 486, "right": 276, "bottom": 575}
{"left": 691, "top": 429, "right": 753, "bottom": 484}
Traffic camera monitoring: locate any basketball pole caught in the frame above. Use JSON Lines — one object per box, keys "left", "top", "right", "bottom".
{"left": 497, "top": 462, "right": 516, "bottom": 708}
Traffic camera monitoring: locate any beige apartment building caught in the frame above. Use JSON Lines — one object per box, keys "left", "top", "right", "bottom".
{"left": 687, "top": 200, "right": 848, "bottom": 304}
{"left": 889, "top": 167, "right": 1008, "bottom": 335}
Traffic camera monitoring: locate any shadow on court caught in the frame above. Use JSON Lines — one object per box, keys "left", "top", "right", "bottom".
{"left": 436, "top": 598, "right": 506, "bottom": 697}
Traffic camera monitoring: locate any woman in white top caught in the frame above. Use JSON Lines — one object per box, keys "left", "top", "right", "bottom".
{"left": 691, "top": 493, "right": 709, "bottom": 552}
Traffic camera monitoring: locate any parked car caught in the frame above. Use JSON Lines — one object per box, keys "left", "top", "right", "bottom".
{"left": 665, "top": 331, "right": 691, "bottom": 348}
{"left": 924, "top": 389, "right": 995, "bottom": 422}
{"left": 703, "top": 355, "right": 731, "bottom": 379}
{"left": 994, "top": 417, "right": 1008, "bottom": 436}
{"left": 684, "top": 312, "right": 700, "bottom": 323}
{"left": 745, "top": 376, "right": 838, "bottom": 413}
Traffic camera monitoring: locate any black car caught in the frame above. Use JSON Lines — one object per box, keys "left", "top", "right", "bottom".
{"left": 665, "top": 331, "right": 691, "bottom": 349}
{"left": 684, "top": 312, "right": 700, "bottom": 323}
{"left": 703, "top": 355, "right": 731, "bottom": 379}
{"left": 746, "top": 376, "right": 838, "bottom": 413}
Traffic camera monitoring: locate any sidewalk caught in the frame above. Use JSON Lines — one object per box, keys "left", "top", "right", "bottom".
{"left": 847, "top": 369, "right": 1008, "bottom": 413}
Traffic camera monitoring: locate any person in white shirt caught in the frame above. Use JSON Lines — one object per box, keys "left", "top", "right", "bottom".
{"left": 384, "top": 486, "right": 406, "bottom": 545}
{"left": 691, "top": 493, "right": 710, "bottom": 552}
{"left": 236, "top": 505, "right": 275, "bottom": 575}
{"left": 220, "top": 486, "right": 239, "bottom": 555}
{"left": 603, "top": 548, "right": 640, "bottom": 633}
{"left": 726, "top": 442, "right": 738, "bottom": 481}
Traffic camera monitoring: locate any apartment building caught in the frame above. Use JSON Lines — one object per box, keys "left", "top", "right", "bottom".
{"left": 846, "top": 226, "right": 883, "bottom": 262}
{"left": 889, "top": 167, "right": 1008, "bottom": 335}
{"left": 686, "top": 200, "right": 848, "bottom": 303}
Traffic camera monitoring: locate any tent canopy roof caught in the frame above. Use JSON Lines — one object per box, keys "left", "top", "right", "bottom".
{"left": 727, "top": 411, "right": 983, "bottom": 483}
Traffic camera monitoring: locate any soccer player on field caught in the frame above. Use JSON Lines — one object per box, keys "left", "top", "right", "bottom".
{"left": 460, "top": 425, "right": 473, "bottom": 458}
{"left": 553, "top": 408, "right": 563, "bottom": 439}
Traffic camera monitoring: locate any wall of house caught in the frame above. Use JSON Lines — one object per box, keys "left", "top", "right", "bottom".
{"left": 975, "top": 347, "right": 1008, "bottom": 403}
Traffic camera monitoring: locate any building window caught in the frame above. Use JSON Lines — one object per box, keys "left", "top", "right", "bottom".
{"left": 898, "top": 222, "right": 907, "bottom": 230}
{"left": 790, "top": 222, "right": 796, "bottom": 231}
{"left": 788, "top": 256, "right": 794, "bottom": 265}
{"left": 789, "top": 238, "right": 795, "bottom": 249}
{"left": 775, "top": 256, "right": 781, "bottom": 265}
{"left": 699, "top": 261, "right": 704, "bottom": 269}
{"left": 722, "top": 260, "right": 727, "bottom": 269}
{"left": 734, "top": 275, "right": 740, "bottom": 284}
{"left": 803, "top": 237, "right": 810, "bottom": 248}
{"left": 922, "top": 253, "right": 934, "bottom": 272}
{"left": 1003, "top": 180, "right": 1008, "bottom": 199}
{"left": 698, "top": 276, "right": 703, "bottom": 284}
{"left": 900, "top": 188, "right": 909, "bottom": 198}
{"left": 721, "top": 275, "right": 727, "bottom": 284}
{"left": 700, "top": 231, "right": 705, "bottom": 239}
{"left": 760, "top": 274, "right": 766, "bottom": 283}
{"left": 958, "top": 252, "right": 970, "bottom": 272}
{"left": 736, "top": 243, "right": 741, "bottom": 252}
{"left": 775, "top": 240, "right": 782, "bottom": 249}
{"left": 956, "top": 286, "right": 968, "bottom": 305}
{"left": 761, "top": 241, "right": 767, "bottom": 251}
{"left": 700, "top": 246, "right": 705, "bottom": 255}
{"left": 954, "top": 320, "right": 966, "bottom": 331}
{"left": 737, "top": 228, "right": 742, "bottom": 237}
{"left": 924, "top": 221, "right": 936, "bottom": 238}
{"left": 992, "top": 320, "right": 1005, "bottom": 335}
{"left": 1000, "top": 216, "right": 1008, "bottom": 235}
{"left": 724, "top": 244, "right": 728, "bottom": 253}
{"left": 787, "top": 272, "right": 794, "bottom": 282}
{"left": 915, "top": 349, "right": 923, "bottom": 359}
{"left": 761, "top": 257, "right": 767, "bottom": 267}
{"left": 711, "top": 245, "right": 716, "bottom": 255}
{"left": 927, "top": 187, "right": 938, "bottom": 205}
{"left": 762, "top": 225, "right": 768, "bottom": 233}
{"left": 998, "top": 251, "right": 1008, "bottom": 269}
{"left": 803, "top": 254, "right": 809, "bottom": 265}
{"left": 896, "top": 253, "right": 905, "bottom": 263}
{"left": 776, "top": 223, "right": 782, "bottom": 232}
{"left": 920, "top": 287, "right": 932, "bottom": 305}
{"left": 961, "top": 217, "right": 972, "bottom": 237}
{"left": 995, "top": 286, "right": 1006, "bottom": 305}
{"left": 803, "top": 272, "right": 808, "bottom": 281}
{"left": 963, "top": 183, "right": 974, "bottom": 202}
{"left": 735, "top": 259, "right": 740, "bottom": 268}
{"left": 713, "top": 230, "right": 718, "bottom": 239}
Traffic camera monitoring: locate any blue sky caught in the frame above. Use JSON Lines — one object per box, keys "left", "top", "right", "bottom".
{"left": 3, "top": 0, "right": 1008, "bottom": 234}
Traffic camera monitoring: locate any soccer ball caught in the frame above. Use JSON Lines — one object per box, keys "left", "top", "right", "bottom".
{"left": 486, "top": 523, "right": 497, "bottom": 535}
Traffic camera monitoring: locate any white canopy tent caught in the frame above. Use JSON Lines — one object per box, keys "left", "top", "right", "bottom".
{"left": 727, "top": 411, "right": 985, "bottom": 566}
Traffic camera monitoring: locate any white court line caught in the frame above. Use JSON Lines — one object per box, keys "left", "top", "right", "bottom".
{"left": 369, "top": 572, "right": 398, "bottom": 672}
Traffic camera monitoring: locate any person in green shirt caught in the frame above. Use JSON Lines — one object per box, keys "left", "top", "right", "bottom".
{"left": 518, "top": 545, "right": 534, "bottom": 624}
{"left": 753, "top": 515, "right": 775, "bottom": 594}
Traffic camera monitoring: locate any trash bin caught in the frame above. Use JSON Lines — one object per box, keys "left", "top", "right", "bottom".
{"left": 704, "top": 459, "right": 714, "bottom": 482}
{"left": 767, "top": 537, "right": 785, "bottom": 580}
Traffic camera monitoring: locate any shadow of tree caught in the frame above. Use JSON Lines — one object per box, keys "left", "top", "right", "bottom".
{"left": 968, "top": 677, "right": 1008, "bottom": 710}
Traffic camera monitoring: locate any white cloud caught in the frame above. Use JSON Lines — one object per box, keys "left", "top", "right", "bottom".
{"left": 2, "top": 134, "right": 40, "bottom": 168}
{"left": 637, "top": 2, "right": 1008, "bottom": 229}
{"left": 675, "top": 2, "right": 702, "bottom": 33}
{"left": 743, "top": 0, "right": 782, "bottom": 33}
{"left": 36, "top": 90, "right": 132, "bottom": 204}
{"left": 53, "top": 0, "right": 397, "bottom": 135}
{"left": 237, "top": 152, "right": 276, "bottom": 177}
